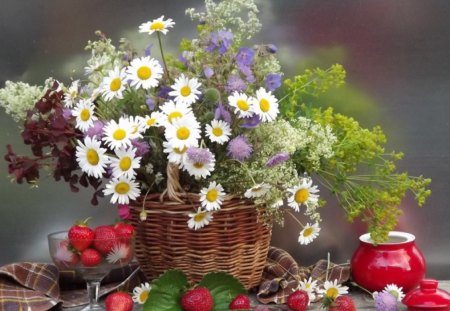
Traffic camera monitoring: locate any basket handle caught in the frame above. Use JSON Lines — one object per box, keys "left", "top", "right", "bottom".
{"left": 161, "top": 162, "right": 185, "bottom": 203}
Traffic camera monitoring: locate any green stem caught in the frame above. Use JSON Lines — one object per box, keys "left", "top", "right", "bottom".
{"left": 157, "top": 32, "right": 171, "bottom": 81}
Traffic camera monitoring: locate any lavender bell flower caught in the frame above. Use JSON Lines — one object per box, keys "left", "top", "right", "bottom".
{"left": 157, "top": 86, "right": 173, "bottom": 100}
{"left": 203, "top": 66, "right": 214, "bottom": 78}
{"left": 206, "top": 30, "right": 233, "bottom": 55}
{"left": 214, "top": 104, "right": 232, "bottom": 124}
{"left": 266, "top": 152, "right": 290, "bottom": 167}
{"left": 145, "top": 43, "right": 153, "bottom": 57}
{"left": 266, "top": 44, "right": 278, "bottom": 54}
{"left": 145, "top": 95, "right": 155, "bottom": 111}
{"left": 227, "top": 135, "right": 253, "bottom": 161}
{"left": 236, "top": 47, "right": 255, "bottom": 67}
{"left": 264, "top": 73, "right": 282, "bottom": 91}
{"left": 240, "top": 114, "right": 261, "bottom": 129}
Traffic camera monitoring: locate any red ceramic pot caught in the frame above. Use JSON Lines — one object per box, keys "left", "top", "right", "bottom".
{"left": 351, "top": 231, "right": 426, "bottom": 292}
{"left": 402, "top": 279, "right": 450, "bottom": 311}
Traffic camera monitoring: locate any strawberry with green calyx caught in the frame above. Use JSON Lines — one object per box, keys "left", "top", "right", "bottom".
{"left": 180, "top": 287, "right": 214, "bottom": 311}
{"left": 94, "top": 225, "right": 119, "bottom": 254}
{"left": 324, "top": 295, "right": 356, "bottom": 311}
{"left": 68, "top": 218, "right": 94, "bottom": 251}
{"left": 80, "top": 248, "right": 102, "bottom": 267}
{"left": 229, "top": 293, "right": 252, "bottom": 310}
{"left": 287, "top": 290, "right": 309, "bottom": 311}
{"left": 104, "top": 291, "right": 133, "bottom": 311}
{"left": 113, "top": 222, "right": 135, "bottom": 243}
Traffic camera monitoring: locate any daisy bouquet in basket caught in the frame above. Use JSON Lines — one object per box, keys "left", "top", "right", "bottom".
{"left": 1, "top": 0, "right": 431, "bottom": 244}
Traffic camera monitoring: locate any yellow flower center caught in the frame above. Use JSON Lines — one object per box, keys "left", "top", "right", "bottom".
{"left": 251, "top": 186, "right": 262, "bottom": 192}
{"left": 174, "top": 146, "right": 187, "bottom": 154}
{"left": 119, "top": 156, "right": 132, "bottom": 171}
{"left": 193, "top": 163, "right": 204, "bottom": 169}
{"left": 86, "top": 149, "right": 99, "bottom": 165}
{"left": 176, "top": 127, "right": 190, "bottom": 140}
{"left": 389, "top": 290, "right": 399, "bottom": 299}
{"left": 326, "top": 288, "right": 339, "bottom": 299}
{"left": 109, "top": 78, "right": 122, "bottom": 91}
{"left": 168, "top": 111, "right": 183, "bottom": 123}
{"left": 180, "top": 86, "right": 191, "bottom": 97}
{"left": 115, "top": 182, "right": 130, "bottom": 194}
{"left": 137, "top": 66, "right": 152, "bottom": 80}
{"left": 294, "top": 189, "right": 309, "bottom": 204}
{"left": 303, "top": 227, "right": 313, "bottom": 237}
{"left": 139, "top": 290, "right": 149, "bottom": 303}
{"left": 113, "top": 128, "right": 126, "bottom": 141}
{"left": 194, "top": 212, "right": 206, "bottom": 222}
{"left": 146, "top": 118, "right": 157, "bottom": 126}
{"left": 206, "top": 189, "right": 218, "bottom": 202}
{"left": 212, "top": 127, "right": 223, "bottom": 137}
{"left": 260, "top": 98, "right": 270, "bottom": 112}
{"left": 150, "top": 21, "right": 164, "bottom": 31}
{"left": 80, "top": 108, "right": 91, "bottom": 121}
{"left": 237, "top": 99, "right": 249, "bottom": 111}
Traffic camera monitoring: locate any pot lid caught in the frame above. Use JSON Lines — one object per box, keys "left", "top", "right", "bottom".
{"left": 402, "top": 279, "right": 450, "bottom": 308}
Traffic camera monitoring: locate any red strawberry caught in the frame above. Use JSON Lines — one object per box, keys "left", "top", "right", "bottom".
{"left": 68, "top": 219, "right": 94, "bottom": 251}
{"left": 104, "top": 292, "right": 133, "bottom": 311}
{"left": 180, "top": 287, "right": 214, "bottom": 311}
{"left": 328, "top": 296, "right": 356, "bottom": 311}
{"left": 229, "top": 294, "right": 251, "bottom": 310}
{"left": 94, "top": 225, "right": 118, "bottom": 254}
{"left": 287, "top": 290, "right": 309, "bottom": 311}
{"left": 80, "top": 248, "right": 102, "bottom": 267}
{"left": 113, "top": 223, "right": 135, "bottom": 243}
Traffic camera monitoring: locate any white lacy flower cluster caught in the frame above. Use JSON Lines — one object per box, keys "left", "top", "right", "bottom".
{"left": 0, "top": 81, "right": 44, "bottom": 122}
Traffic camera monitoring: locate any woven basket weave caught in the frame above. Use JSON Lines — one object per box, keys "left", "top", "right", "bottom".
{"left": 129, "top": 191, "right": 273, "bottom": 289}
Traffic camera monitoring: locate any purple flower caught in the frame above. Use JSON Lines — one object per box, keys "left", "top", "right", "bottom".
{"left": 122, "top": 53, "right": 130, "bottom": 61}
{"left": 206, "top": 30, "right": 234, "bottom": 55}
{"left": 374, "top": 292, "right": 398, "bottom": 311}
{"left": 225, "top": 74, "right": 247, "bottom": 93}
{"left": 266, "top": 44, "right": 278, "bottom": 54}
{"left": 118, "top": 204, "right": 131, "bottom": 220}
{"left": 264, "top": 73, "right": 282, "bottom": 91}
{"left": 203, "top": 66, "right": 214, "bottom": 78}
{"left": 145, "top": 43, "right": 153, "bottom": 57}
{"left": 236, "top": 47, "right": 255, "bottom": 67}
{"left": 85, "top": 120, "right": 104, "bottom": 139}
{"left": 239, "top": 65, "right": 255, "bottom": 83}
{"left": 145, "top": 95, "right": 155, "bottom": 111}
{"left": 131, "top": 139, "right": 151, "bottom": 157}
{"left": 214, "top": 104, "right": 232, "bottom": 124}
{"left": 186, "top": 147, "right": 214, "bottom": 164}
{"left": 266, "top": 152, "right": 290, "bottom": 167}
{"left": 240, "top": 114, "right": 261, "bottom": 128}
{"left": 62, "top": 108, "right": 72, "bottom": 120}
{"left": 157, "top": 86, "right": 173, "bottom": 100}
{"left": 227, "top": 135, "right": 253, "bottom": 161}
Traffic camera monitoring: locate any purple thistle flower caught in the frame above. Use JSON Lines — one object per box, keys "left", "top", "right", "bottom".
{"left": 266, "top": 152, "right": 290, "bottom": 168}
{"left": 203, "top": 66, "right": 214, "bottom": 78}
{"left": 227, "top": 135, "right": 253, "bottom": 161}
{"left": 186, "top": 147, "right": 214, "bottom": 164}
{"left": 62, "top": 108, "right": 72, "bottom": 120}
{"left": 145, "top": 95, "right": 155, "bottom": 111}
{"left": 214, "top": 104, "right": 232, "bottom": 124}
{"left": 240, "top": 114, "right": 261, "bottom": 128}
{"left": 374, "top": 292, "right": 398, "bottom": 311}
{"left": 206, "top": 30, "right": 234, "bottom": 55}
{"left": 131, "top": 139, "right": 151, "bottom": 157}
{"left": 145, "top": 43, "right": 153, "bottom": 57}
{"left": 264, "top": 73, "right": 282, "bottom": 91}
{"left": 236, "top": 47, "right": 255, "bottom": 67}
{"left": 225, "top": 74, "right": 247, "bottom": 93}
{"left": 118, "top": 204, "right": 131, "bottom": 220}
{"left": 85, "top": 120, "right": 104, "bottom": 139}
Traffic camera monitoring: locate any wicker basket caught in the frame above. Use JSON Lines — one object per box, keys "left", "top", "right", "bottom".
{"left": 129, "top": 191, "right": 273, "bottom": 289}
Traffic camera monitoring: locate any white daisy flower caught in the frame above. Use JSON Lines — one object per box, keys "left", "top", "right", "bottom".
{"left": 168, "top": 74, "right": 202, "bottom": 105}
{"left": 106, "top": 243, "right": 132, "bottom": 264}
{"left": 99, "top": 67, "right": 127, "bottom": 101}
{"left": 63, "top": 80, "right": 80, "bottom": 108}
{"left": 110, "top": 147, "right": 142, "bottom": 179}
{"left": 298, "top": 223, "right": 321, "bottom": 245}
{"left": 183, "top": 147, "right": 215, "bottom": 179}
{"left": 271, "top": 199, "right": 284, "bottom": 209}
{"left": 187, "top": 208, "right": 213, "bottom": 230}
{"left": 75, "top": 137, "right": 110, "bottom": 178}
{"left": 164, "top": 116, "right": 201, "bottom": 150}
{"left": 318, "top": 280, "right": 349, "bottom": 300}
{"left": 251, "top": 87, "right": 279, "bottom": 122}
{"left": 287, "top": 178, "right": 320, "bottom": 212}
{"left": 159, "top": 100, "right": 193, "bottom": 126}
{"left": 244, "top": 183, "right": 271, "bottom": 198}
{"left": 296, "top": 277, "right": 318, "bottom": 305}
{"left": 383, "top": 284, "right": 405, "bottom": 302}
{"left": 127, "top": 115, "right": 145, "bottom": 139}
{"left": 84, "top": 54, "right": 109, "bottom": 75}
{"left": 133, "top": 282, "right": 152, "bottom": 304}
{"left": 139, "top": 16, "right": 175, "bottom": 35}
{"left": 72, "top": 99, "right": 98, "bottom": 132}
{"left": 126, "top": 56, "right": 163, "bottom": 90}
{"left": 103, "top": 176, "right": 141, "bottom": 205}
{"left": 205, "top": 120, "right": 232, "bottom": 144}
{"left": 200, "top": 181, "right": 225, "bottom": 211}
{"left": 163, "top": 141, "right": 193, "bottom": 166}
{"left": 142, "top": 112, "right": 163, "bottom": 130}
{"left": 102, "top": 118, "right": 134, "bottom": 150}
{"left": 228, "top": 91, "right": 254, "bottom": 118}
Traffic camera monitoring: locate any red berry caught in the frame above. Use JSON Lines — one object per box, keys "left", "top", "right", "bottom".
{"left": 113, "top": 223, "right": 135, "bottom": 243}
{"left": 328, "top": 296, "right": 356, "bottom": 311}
{"left": 68, "top": 220, "right": 94, "bottom": 251}
{"left": 229, "top": 294, "right": 251, "bottom": 310}
{"left": 80, "top": 248, "right": 102, "bottom": 267}
{"left": 104, "top": 292, "right": 133, "bottom": 311}
{"left": 94, "top": 225, "right": 118, "bottom": 254}
{"left": 180, "top": 287, "right": 214, "bottom": 311}
{"left": 287, "top": 290, "right": 309, "bottom": 311}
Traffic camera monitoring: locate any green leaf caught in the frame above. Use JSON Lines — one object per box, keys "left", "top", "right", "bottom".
{"left": 143, "top": 270, "right": 188, "bottom": 311}
{"left": 198, "top": 272, "right": 247, "bottom": 311}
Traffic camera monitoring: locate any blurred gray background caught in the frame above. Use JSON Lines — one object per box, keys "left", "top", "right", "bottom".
{"left": 1, "top": 1, "right": 449, "bottom": 278}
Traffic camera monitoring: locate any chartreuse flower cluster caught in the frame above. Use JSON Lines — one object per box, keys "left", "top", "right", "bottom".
{"left": 1, "top": 0, "right": 430, "bottom": 244}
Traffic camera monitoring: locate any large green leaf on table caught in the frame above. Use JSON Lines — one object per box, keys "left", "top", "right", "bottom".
{"left": 143, "top": 270, "right": 188, "bottom": 311}
{"left": 198, "top": 272, "right": 247, "bottom": 311}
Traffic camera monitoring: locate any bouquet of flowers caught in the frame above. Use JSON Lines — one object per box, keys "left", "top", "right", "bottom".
{"left": 1, "top": 0, "right": 430, "bottom": 244}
